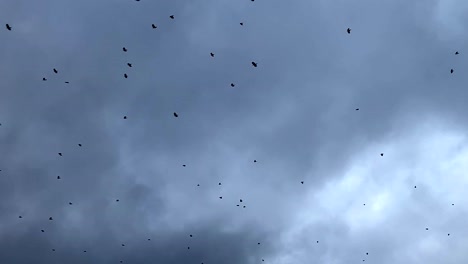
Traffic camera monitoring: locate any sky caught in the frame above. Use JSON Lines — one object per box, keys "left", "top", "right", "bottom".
{"left": 1, "top": 0, "right": 468, "bottom": 263}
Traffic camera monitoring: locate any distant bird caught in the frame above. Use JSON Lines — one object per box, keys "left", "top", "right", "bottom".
{"left": 57, "top": 176, "right": 61, "bottom": 180}
{"left": 366, "top": 253, "right": 369, "bottom": 255}
{"left": 170, "top": 15, "right": 175, "bottom": 19}
{"left": 83, "top": 250, "right": 87, "bottom": 253}
{"left": 52, "top": 249, "right": 56, "bottom": 252}
{"left": 219, "top": 182, "right": 222, "bottom": 185}
{"left": 152, "top": 24, "right": 157, "bottom": 29}
{"left": 317, "top": 241, "right": 319, "bottom": 243}
{"left": 148, "top": 238, "right": 151, "bottom": 241}
{"left": 18, "top": 216, "right": 22, "bottom": 218}
{"left": 210, "top": 53, "right": 215, "bottom": 57}
{"left": 58, "top": 153, "right": 62, "bottom": 156}
{"left": 49, "top": 217, "right": 53, "bottom": 220}
{"left": 448, "top": 233, "right": 450, "bottom": 236}
{"left": 123, "top": 47, "right": 127, "bottom": 52}
{"left": 197, "top": 184, "right": 200, "bottom": 186}
{"left": 124, "top": 73, "right": 128, "bottom": 78}
{"left": 455, "top": 51, "right": 459, "bottom": 55}
{"left": 188, "top": 246, "right": 190, "bottom": 249}
{"left": 78, "top": 144, "right": 82, "bottom": 147}
{"left": 240, "top": 199, "right": 243, "bottom": 202}
{"left": 231, "top": 83, "right": 235, "bottom": 87}
{"left": 173, "top": 112, "right": 178, "bottom": 117}
{"left": 363, "top": 203, "right": 366, "bottom": 206}
{"left": 426, "top": 228, "right": 429, "bottom": 230}
{"left": 127, "top": 63, "right": 132, "bottom": 67}
{"left": 65, "top": 81, "right": 69, "bottom": 84}
{"left": 121, "top": 244, "right": 125, "bottom": 247}
{"left": 6, "top": 24, "right": 12, "bottom": 31}
{"left": 251, "top": 61, "right": 258, "bottom": 67}
{"left": 347, "top": 28, "right": 351, "bottom": 34}
{"left": 237, "top": 204, "right": 240, "bottom": 206}
{"left": 123, "top": 116, "right": 127, "bottom": 119}
{"left": 53, "top": 68, "right": 58, "bottom": 74}
{"left": 190, "top": 234, "right": 193, "bottom": 237}
{"left": 240, "top": 22, "right": 244, "bottom": 26}
{"left": 43, "top": 78, "right": 47, "bottom": 81}
{"left": 356, "top": 108, "right": 359, "bottom": 111}
{"left": 380, "top": 153, "right": 384, "bottom": 156}
{"left": 450, "top": 69, "right": 454, "bottom": 74}
{"left": 41, "top": 230, "right": 45, "bottom": 232}
{"left": 183, "top": 164, "right": 186, "bottom": 167}
{"left": 116, "top": 199, "right": 120, "bottom": 202}
{"left": 414, "top": 186, "right": 417, "bottom": 188}
{"left": 301, "top": 181, "right": 304, "bottom": 184}
{"left": 69, "top": 202, "right": 73, "bottom": 205}
{"left": 254, "top": 160, "right": 257, "bottom": 163}
{"left": 219, "top": 196, "right": 223, "bottom": 199}
{"left": 452, "top": 203, "right": 455, "bottom": 205}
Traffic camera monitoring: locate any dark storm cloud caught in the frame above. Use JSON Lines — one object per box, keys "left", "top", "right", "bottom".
{"left": 1, "top": 0, "right": 468, "bottom": 263}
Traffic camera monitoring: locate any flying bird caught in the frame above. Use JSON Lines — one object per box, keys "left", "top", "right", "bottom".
{"left": 41, "top": 230, "right": 45, "bottom": 232}
{"left": 450, "top": 69, "right": 454, "bottom": 74}
{"left": 231, "top": 83, "right": 235, "bottom": 87}
{"left": 58, "top": 152, "right": 62, "bottom": 156}
{"left": 121, "top": 244, "right": 125, "bottom": 247}
{"left": 49, "top": 217, "right": 53, "bottom": 220}
{"left": 18, "top": 216, "right": 22, "bottom": 219}
{"left": 426, "top": 228, "right": 429, "bottom": 230}
{"left": 43, "top": 78, "right": 47, "bottom": 81}
{"left": 347, "top": 28, "right": 351, "bottom": 34}
{"left": 123, "top": 47, "right": 127, "bottom": 52}
{"left": 5, "top": 24, "right": 11, "bottom": 30}
{"left": 57, "top": 176, "right": 61, "bottom": 179}
{"left": 210, "top": 53, "right": 215, "bottom": 57}
{"left": 455, "top": 51, "right": 459, "bottom": 55}
{"left": 240, "top": 22, "right": 244, "bottom": 26}
{"left": 65, "top": 81, "right": 69, "bottom": 83}
{"left": 127, "top": 63, "right": 132, "bottom": 67}
{"left": 301, "top": 181, "right": 304, "bottom": 184}
{"left": 124, "top": 73, "right": 128, "bottom": 78}
{"left": 170, "top": 15, "right": 175, "bottom": 19}
{"left": 356, "top": 108, "right": 359, "bottom": 111}
{"left": 123, "top": 116, "right": 127, "bottom": 119}
{"left": 182, "top": 164, "right": 186, "bottom": 167}
{"left": 251, "top": 61, "right": 258, "bottom": 67}
{"left": 116, "top": 199, "right": 120, "bottom": 202}
{"left": 190, "top": 234, "right": 193, "bottom": 237}
{"left": 219, "top": 196, "right": 223, "bottom": 199}
{"left": 254, "top": 160, "right": 257, "bottom": 163}
{"left": 152, "top": 24, "right": 157, "bottom": 29}
{"left": 78, "top": 144, "right": 82, "bottom": 147}
{"left": 53, "top": 68, "right": 58, "bottom": 74}
{"left": 380, "top": 153, "right": 384, "bottom": 156}
{"left": 240, "top": 199, "right": 243, "bottom": 202}
{"left": 173, "top": 112, "right": 178, "bottom": 117}
{"left": 69, "top": 202, "right": 73, "bottom": 205}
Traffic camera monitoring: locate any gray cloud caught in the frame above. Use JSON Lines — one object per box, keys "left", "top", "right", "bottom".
{"left": 1, "top": 0, "right": 468, "bottom": 263}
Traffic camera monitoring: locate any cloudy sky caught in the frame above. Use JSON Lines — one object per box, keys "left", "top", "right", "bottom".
{"left": 1, "top": 0, "right": 468, "bottom": 263}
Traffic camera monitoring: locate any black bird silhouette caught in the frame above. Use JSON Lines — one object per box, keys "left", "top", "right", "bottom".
{"left": 78, "top": 144, "right": 82, "bottom": 147}
{"left": 57, "top": 176, "right": 61, "bottom": 180}
{"left": 173, "top": 112, "right": 178, "bottom": 117}
{"left": 301, "top": 181, "right": 304, "bottom": 184}
{"left": 69, "top": 202, "right": 73, "bottom": 205}
{"left": 170, "top": 15, "right": 175, "bottom": 19}
{"left": 116, "top": 199, "right": 120, "bottom": 202}
{"left": 366, "top": 253, "right": 369, "bottom": 255}
{"left": 58, "top": 152, "right": 62, "bottom": 156}
{"left": 210, "top": 53, "right": 215, "bottom": 57}
{"left": 414, "top": 186, "right": 417, "bottom": 188}
{"left": 452, "top": 203, "right": 455, "bottom": 205}
{"left": 252, "top": 61, "right": 258, "bottom": 67}
{"left": 356, "top": 108, "right": 359, "bottom": 111}
{"left": 124, "top": 73, "right": 128, "bottom": 78}
{"left": 455, "top": 51, "right": 459, "bottom": 55}
{"left": 52, "top": 249, "right": 56, "bottom": 251}
{"left": 197, "top": 184, "right": 200, "bottom": 186}
{"left": 65, "top": 81, "right": 69, "bottom": 83}
{"left": 240, "top": 22, "right": 244, "bottom": 26}
{"left": 219, "top": 196, "right": 223, "bottom": 199}
{"left": 6, "top": 24, "right": 12, "bottom": 30}
{"left": 43, "top": 77, "right": 47, "bottom": 81}
{"left": 240, "top": 199, "right": 243, "bottom": 202}
{"left": 448, "top": 233, "right": 450, "bottom": 236}
{"left": 122, "top": 244, "right": 125, "bottom": 247}
{"left": 231, "top": 83, "right": 235, "bottom": 87}
{"left": 49, "top": 217, "right": 53, "bottom": 220}
{"left": 41, "top": 230, "right": 45, "bottom": 232}
{"left": 188, "top": 246, "right": 190, "bottom": 249}
{"left": 127, "top": 63, "right": 132, "bottom": 67}
{"left": 83, "top": 250, "right": 87, "bottom": 253}
{"left": 123, "top": 47, "right": 127, "bottom": 52}
{"left": 347, "top": 28, "right": 351, "bottom": 34}
{"left": 53, "top": 68, "right": 58, "bottom": 74}
{"left": 243, "top": 205, "right": 246, "bottom": 208}
{"left": 148, "top": 238, "right": 151, "bottom": 241}
{"left": 426, "top": 228, "right": 429, "bottom": 230}
{"left": 258, "top": 242, "right": 261, "bottom": 245}
{"left": 380, "top": 153, "right": 384, "bottom": 156}
{"left": 317, "top": 241, "right": 319, "bottom": 243}
{"left": 363, "top": 203, "right": 366, "bottom": 206}
{"left": 450, "top": 69, "right": 454, "bottom": 74}
{"left": 152, "top": 24, "right": 157, "bottom": 29}
{"left": 19, "top": 216, "right": 22, "bottom": 218}
{"left": 183, "top": 164, "right": 186, "bottom": 167}
{"left": 123, "top": 116, "right": 127, "bottom": 119}
{"left": 254, "top": 160, "right": 257, "bottom": 163}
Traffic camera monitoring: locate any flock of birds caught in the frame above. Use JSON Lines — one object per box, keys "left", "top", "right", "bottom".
{"left": 1, "top": 5, "right": 463, "bottom": 263}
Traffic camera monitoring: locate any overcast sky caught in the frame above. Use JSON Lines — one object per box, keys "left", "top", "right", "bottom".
{"left": 1, "top": 0, "right": 468, "bottom": 263}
